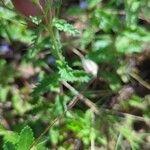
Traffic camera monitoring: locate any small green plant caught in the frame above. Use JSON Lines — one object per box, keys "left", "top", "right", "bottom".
{"left": 0, "top": 0, "right": 149, "bottom": 150}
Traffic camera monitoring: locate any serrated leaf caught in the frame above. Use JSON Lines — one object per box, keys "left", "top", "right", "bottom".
{"left": 3, "top": 142, "right": 17, "bottom": 150}
{"left": 32, "top": 74, "right": 59, "bottom": 96}
{"left": 53, "top": 18, "right": 80, "bottom": 36}
{"left": 73, "top": 70, "right": 90, "bottom": 82}
{"left": 57, "top": 60, "right": 75, "bottom": 82}
{"left": 17, "top": 126, "right": 34, "bottom": 150}
{"left": 3, "top": 132, "right": 20, "bottom": 144}
{"left": 58, "top": 67, "right": 75, "bottom": 82}
{"left": 59, "top": 68, "right": 89, "bottom": 82}
{"left": 0, "top": 125, "right": 19, "bottom": 145}
{"left": 116, "top": 27, "right": 150, "bottom": 54}
{"left": 57, "top": 60, "right": 89, "bottom": 82}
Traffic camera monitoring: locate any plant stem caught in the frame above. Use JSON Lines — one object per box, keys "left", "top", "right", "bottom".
{"left": 43, "top": 0, "right": 64, "bottom": 61}
{"left": 115, "top": 132, "right": 122, "bottom": 150}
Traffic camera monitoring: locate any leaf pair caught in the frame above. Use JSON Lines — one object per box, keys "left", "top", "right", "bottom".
{"left": 2, "top": 126, "right": 47, "bottom": 150}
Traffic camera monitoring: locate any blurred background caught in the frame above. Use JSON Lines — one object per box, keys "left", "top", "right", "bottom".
{"left": 0, "top": 0, "right": 150, "bottom": 150}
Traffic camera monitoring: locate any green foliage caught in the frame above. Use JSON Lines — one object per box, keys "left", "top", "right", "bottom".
{"left": 116, "top": 27, "right": 150, "bottom": 54}
{"left": 0, "top": 0, "right": 149, "bottom": 150}
{"left": 32, "top": 74, "right": 60, "bottom": 96}
{"left": 17, "top": 126, "right": 34, "bottom": 150}
{"left": 87, "top": 0, "right": 102, "bottom": 8}
{"left": 57, "top": 60, "right": 89, "bottom": 82}
{"left": 119, "top": 118, "right": 144, "bottom": 150}
{"left": 0, "top": 7, "right": 32, "bottom": 43}
{"left": 53, "top": 18, "right": 81, "bottom": 36}
{"left": 1, "top": 126, "right": 48, "bottom": 150}
{"left": 0, "top": 59, "right": 15, "bottom": 84}
{"left": 3, "top": 142, "right": 17, "bottom": 150}
{"left": 0, "top": 127, "right": 19, "bottom": 145}
{"left": 67, "top": 110, "right": 94, "bottom": 145}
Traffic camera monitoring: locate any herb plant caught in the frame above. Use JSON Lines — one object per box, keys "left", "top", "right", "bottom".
{"left": 0, "top": 0, "right": 150, "bottom": 150}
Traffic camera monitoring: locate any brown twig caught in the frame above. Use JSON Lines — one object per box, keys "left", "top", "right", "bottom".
{"left": 129, "top": 72, "right": 150, "bottom": 90}
{"left": 62, "top": 80, "right": 99, "bottom": 114}
{"left": 103, "top": 108, "right": 148, "bottom": 122}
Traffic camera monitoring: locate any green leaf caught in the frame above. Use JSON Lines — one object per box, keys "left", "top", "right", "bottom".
{"left": 87, "top": 0, "right": 102, "bottom": 8}
{"left": 12, "top": 93, "right": 32, "bottom": 115}
{"left": 49, "top": 128, "right": 60, "bottom": 145}
{"left": 0, "top": 86, "right": 9, "bottom": 102}
{"left": 3, "top": 132, "right": 20, "bottom": 144}
{"left": 17, "top": 126, "right": 34, "bottom": 150}
{"left": 53, "top": 18, "right": 80, "bottom": 36}
{"left": 73, "top": 70, "right": 90, "bottom": 82}
{"left": 0, "top": 125, "right": 19, "bottom": 145}
{"left": 92, "top": 9, "right": 120, "bottom": 32}
{"left": 101, "top": 71, "right": 122, "bottom": 91}
{"left": 32, "top": 0, "right": 40, "bottom": 5}
{"left": 29, "top": 138, "right": 48, "bottom": 150}
{"left": 0, "top": 124, "right": 6, "bottom": 134}
{"left": 116, "top": 27, "right": 150, "bottom": 54}
{"left": 125, "top": 0, "right": 141, "bottom": 28}
{"left": 31, "top": 142, "right": 48, "bottom": 150}
{"left": 32, "top": 145, "right": 48, "bottom": 150}
{"left": 3, "top": 142, "right": 17, "bottom": 150}
{"left": 58, "top": 65, "right": 75, "bottom": 82}
{"left": 32, "top": 74, "right": 59, "bottom": 96}
{"left": 57, "top": 60, "right": 89, "bottom": 82}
